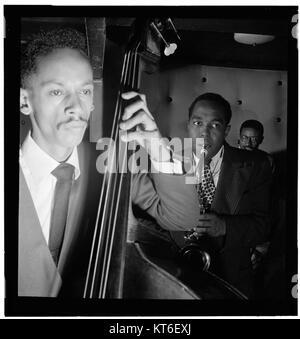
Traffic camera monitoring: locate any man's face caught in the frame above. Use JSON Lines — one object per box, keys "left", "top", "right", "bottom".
{"left": 187, "top": 100, "right": 230, "bottom": 159}
{"left": 21, "top": 48, "right": 94, "bottom": 160}
{"left": 239, "top": 127, "right": 262, "bottom": 151}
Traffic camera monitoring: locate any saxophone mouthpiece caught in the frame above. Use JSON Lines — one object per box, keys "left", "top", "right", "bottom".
{"left": 200, "top": 147, "right": 208, "bottom": 156}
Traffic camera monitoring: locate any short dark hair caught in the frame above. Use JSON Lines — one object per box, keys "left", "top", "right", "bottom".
{"left": 188, "top": 92, "right": 232, "bottom": 125}
{"left": 240, "top": 119, "right": 264, "bottom": 137}
{"left": 21, "top": 28, "right": 88, "bottom": 88}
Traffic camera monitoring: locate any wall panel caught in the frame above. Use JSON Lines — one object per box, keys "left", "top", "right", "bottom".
{"left": 141, "top": 65, "right": 287, "bottom": 154}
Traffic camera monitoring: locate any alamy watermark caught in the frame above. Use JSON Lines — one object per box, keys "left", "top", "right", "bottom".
{"left": 95, "top": 134, "right": 206, "bottom": 184}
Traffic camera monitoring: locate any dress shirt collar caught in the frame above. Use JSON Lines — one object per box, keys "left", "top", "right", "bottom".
{"left": 209, "top": 145, "right": 224, "bottom": 169}
{"left": 20, "top": 132, "right": 80, "bottom": 186}
{"left": 194, "top": 145, "right": 224, "bottom": 168}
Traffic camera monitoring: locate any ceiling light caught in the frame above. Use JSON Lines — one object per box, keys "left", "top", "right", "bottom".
{"left": 234, "top": 33, "right": 275, "bottom": 45}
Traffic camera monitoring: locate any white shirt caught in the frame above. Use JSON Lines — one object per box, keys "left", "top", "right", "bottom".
{"left": 19, "top": 133, "right": 80, "bottom": 244}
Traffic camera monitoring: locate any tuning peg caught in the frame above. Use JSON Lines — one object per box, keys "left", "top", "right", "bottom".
{"left": 150, "top": 21, "right": 177, "bottom": 56}
{"left": 164, "top": 43, "right": 177, "bottom": 56}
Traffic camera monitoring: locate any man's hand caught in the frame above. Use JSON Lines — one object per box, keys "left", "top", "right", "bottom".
{"left": 119, "top": 91, "right": 170, "bottom": 162}
{"left": 251, "top": 249, "right": 263, "bottom": 270}
{"left": 251, "top": 242, "right": 270, "bottom": 270}
{"left": 192, "top": 213, "right": 226, "bottom": 237}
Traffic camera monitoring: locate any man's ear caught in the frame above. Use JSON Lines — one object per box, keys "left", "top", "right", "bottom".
{"left": 225, "top": 124, "right": 231, "bottom": 137}
{"left": 20, "top": 88, "right": 32, "bottom": 115}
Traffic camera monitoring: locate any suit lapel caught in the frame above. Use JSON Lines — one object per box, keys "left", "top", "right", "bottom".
{"left": 212, "top": 145, "right": 252, "bottom": 215}
{"left": 18, "top": 168, "right": 62, "bottom": 296}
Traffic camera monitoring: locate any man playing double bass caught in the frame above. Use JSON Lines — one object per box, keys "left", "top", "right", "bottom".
{"left": 18, "top": 28, "right": 200, "bottom": 297}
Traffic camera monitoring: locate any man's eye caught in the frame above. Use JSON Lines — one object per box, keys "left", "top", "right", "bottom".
{"left": 193, "top": 121, "right": 202, "bottom": 126}
{"left": 81, "top": 89, "right": 92, "bottom": 95}
{"left": 50, "top": 89, "right": 63, "bottom": 96}
{"left": 211, "top": 123, "right": 221, "bottom": 129}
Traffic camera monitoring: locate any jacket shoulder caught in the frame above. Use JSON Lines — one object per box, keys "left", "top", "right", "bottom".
{"left": 225, "top": 144, "right": 270, "bottom": 164}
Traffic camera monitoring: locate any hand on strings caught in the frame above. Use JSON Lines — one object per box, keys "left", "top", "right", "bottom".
{"left": 192, "top": 213, "right": 226, "bottom": 238}
{"left": 119, "top": 91, "right": 171, "bottom": 162}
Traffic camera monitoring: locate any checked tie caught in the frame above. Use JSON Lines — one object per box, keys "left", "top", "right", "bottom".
{"left": 49, "top": 163, "right": 75, "bottom": 266}
{"left": 196, "top": 159, "right": 216, "bottom": 212}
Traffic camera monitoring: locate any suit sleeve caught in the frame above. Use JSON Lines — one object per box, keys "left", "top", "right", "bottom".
{"left": 131, "top": 172, "right": 200, "bottom": 231}
{"left": 222, "top": 157, "right": 272, "bottom": 250}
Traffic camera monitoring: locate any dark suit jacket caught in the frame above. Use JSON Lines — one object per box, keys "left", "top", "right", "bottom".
{"left": 170, "top": 143, "right": 272, "bottom": 297}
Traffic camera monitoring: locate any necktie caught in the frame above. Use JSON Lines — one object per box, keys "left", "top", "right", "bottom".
{"left": 49, "top": 163, "right": 75, "bottom": 266}
{"left": 196, "top": 159, "right": 216, "bottom": 212}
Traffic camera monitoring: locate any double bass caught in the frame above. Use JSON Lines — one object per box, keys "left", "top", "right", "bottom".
{"left": 83, "top": 17, "right": 247, "bottom": 300}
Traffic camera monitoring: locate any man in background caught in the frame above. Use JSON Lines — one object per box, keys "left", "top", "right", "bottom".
{"left": 239, "top": 119, "right": 264, "bottom": 151}
{"left": 238, "top": 120, "right": 274, "bottom": 268}
{"left": 238, "top": 119, "right": 280, "bottom": 298}
{"left": 238, "top": 119, "right": 274, "bottom": 173}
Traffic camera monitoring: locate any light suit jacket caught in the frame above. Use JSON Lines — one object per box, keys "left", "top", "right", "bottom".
{"left": 18, "top": 142, "right": 98, "bottom": 297}
{"left": 18, "top": 143, "right": 201, "bottom": 297}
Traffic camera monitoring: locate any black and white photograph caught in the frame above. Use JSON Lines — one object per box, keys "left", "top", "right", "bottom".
{"left": 2, "top": 4, "right": 298, "bottom": 319}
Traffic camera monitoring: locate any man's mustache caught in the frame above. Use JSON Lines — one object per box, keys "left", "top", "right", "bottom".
{"left": 57, "top": 117, "right": 88, "bottom": 129}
